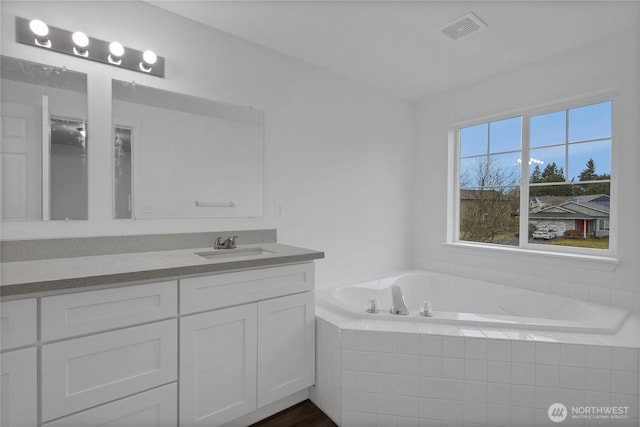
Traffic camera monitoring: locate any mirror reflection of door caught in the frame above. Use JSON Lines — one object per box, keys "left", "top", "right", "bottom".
{"left": 113, "top": 126, "right": 133, "bottom": 219}
{"left": 49, "top": 116, "right": 88, "bottom": 220}
{"left": 1, "top": 103, "right": 40, "bottom": 220}
{"left": 1, "top": 55, "right": 88, "bottom": 221}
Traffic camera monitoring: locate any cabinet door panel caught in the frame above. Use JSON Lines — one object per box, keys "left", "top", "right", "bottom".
{"left": 1, "top": 298, "right": 37, "bottom": 350}
{"left": 180, "top": 304, "right": 257, "bottom": 426}
{"left": 180, "top": 263, "right": 313, "bottom": 314}
{"left": 44, "top": 383, "right": 177, "bottom": 427}
{"left": 42, "top": 281, "right": 177, "bottom": 341}
{"left": 41, "top": 319, "right": 177, "bottom": 421}
{"left": 257, "top": 292, "right": 315, "bottom": 407}
{"left": 1, "top": 348, "right": 37, "bottom": 427}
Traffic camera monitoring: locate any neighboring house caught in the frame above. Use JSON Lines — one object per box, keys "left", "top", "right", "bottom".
{"left": 529, "top": 194, "right": 610, "bottom": 238}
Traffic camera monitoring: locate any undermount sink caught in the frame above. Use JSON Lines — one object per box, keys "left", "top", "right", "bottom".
{"left": 196, "top": 248, "right": 274, "bottom": 260}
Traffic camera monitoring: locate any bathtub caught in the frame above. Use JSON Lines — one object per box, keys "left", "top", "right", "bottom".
{"left": 316, "top": 270, "right": 629, "bottom": 334}
{"left": 311, "top": 271, "right": 639, "bottom": 426}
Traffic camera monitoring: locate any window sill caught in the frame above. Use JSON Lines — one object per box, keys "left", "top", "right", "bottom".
{"left": 445, "top": 241, "right": 619, "bottom": 272}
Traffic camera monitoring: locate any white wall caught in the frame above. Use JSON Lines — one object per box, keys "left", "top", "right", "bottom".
{"left": 414, "top": 27, "right": 640, "bottom": 310}
{"left": 0, "top": 1, "right": 415, "bottom": 284}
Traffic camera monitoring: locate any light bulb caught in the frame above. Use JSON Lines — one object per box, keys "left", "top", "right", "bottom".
{"left": 29, "top": 19, "right": 48, "bottom": 37}
{"left": 108, "top": 41, "right": 124, "bottom": 64}
{"left": 72, "top": 31, "right": 89, "bottom": 56}
{"left": 139, "top": 50, "right": 157, "bottom": 72}
{"left": 72, "top": 32, "right": 89, "bottom": 48}
{"left": 109, "top": 41, "right": 124, "bottom": 57}
{"left": 142, "top": 50, "right": 157, "bottom": 65}
{"left": 29, "top": 19, "right": 50, "bottom": 47}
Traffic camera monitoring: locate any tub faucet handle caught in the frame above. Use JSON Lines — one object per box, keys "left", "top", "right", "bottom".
{"left": 420, "top": 300, "right": 433, "bottom": 317}
{"left": 366, "top": 298, "right": 379, "bottom": 313}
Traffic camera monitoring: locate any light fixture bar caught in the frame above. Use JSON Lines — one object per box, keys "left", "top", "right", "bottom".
{"left": 15, "top": 16, "right": 164, "bottom": 78}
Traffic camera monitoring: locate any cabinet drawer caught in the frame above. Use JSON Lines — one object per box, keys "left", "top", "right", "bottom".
{"left": 41, "top": 281, "right": 177, "bottom": 341}
{"left": 44, "top": 383, "right": 177, "bottom": 427}
{"left": 180, "top": 263, "right": 314, "bottom": 314}
{"left": 41, "top": 319, "right": 177, "bottom": 421}
{"left": 1, "top": 347, "right": 37, "bottom": 427}
{"left": 1, "top": 298, "right": 37, "bottom": 350}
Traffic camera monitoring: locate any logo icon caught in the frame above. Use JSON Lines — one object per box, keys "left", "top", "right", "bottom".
{"left": 548, "top": 403, "right": 568, "bottom": 423}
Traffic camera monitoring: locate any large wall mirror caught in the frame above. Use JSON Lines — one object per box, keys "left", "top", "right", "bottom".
{"left": 112, "top": 80, "right": 264, "bottom": 219}
{"left": 1, "top": 56, "right": 88, "bottom": 221}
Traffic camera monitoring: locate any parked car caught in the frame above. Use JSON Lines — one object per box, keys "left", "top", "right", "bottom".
{"left": 532, "top": 228, "right": 557, "bottom": 240}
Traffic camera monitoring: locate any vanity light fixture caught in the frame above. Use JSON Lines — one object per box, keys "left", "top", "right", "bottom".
{"left": 72, "top": 31, "right": 89, "bottom": 56}
{"left": 15, "top": 16, "right": 165, "bottom": 78}
{"left": 108, "top": 41, "right": 125, "bottom": 65}
{"left": 29, "top": 19, "right": 51, "bottom": 47}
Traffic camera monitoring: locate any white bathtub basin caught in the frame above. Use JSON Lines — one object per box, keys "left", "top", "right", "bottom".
{"left": 317, "top": 270, "right": 629, "bottom": 334}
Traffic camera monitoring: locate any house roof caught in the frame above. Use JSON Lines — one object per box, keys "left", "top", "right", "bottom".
{"left": 530, "top": 198, "right": 609, "bottom": 220}
{"left": 530, "top": 194, "right": 609, "bottom": 205}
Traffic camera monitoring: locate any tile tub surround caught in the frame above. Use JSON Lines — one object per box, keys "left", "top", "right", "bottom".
{"left": 311, "top": 312, "right": 640, "bottom": 427}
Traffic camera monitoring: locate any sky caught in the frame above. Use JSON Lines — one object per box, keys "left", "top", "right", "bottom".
{"left": 460, "top": 101, "right": 612, "bottom": 187}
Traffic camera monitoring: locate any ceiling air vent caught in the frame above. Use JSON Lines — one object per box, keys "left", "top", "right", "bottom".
{"left": 439, "top": 12, "right": 487, "bottom": 41}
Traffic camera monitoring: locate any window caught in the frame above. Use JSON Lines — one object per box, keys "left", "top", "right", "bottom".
{"left": 455, "top": 99, "right": 613, "bottom": 253}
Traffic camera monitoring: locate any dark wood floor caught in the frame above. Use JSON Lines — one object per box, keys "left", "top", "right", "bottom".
{"left": 249, "top": 400, "right": 337, "bottom": 427}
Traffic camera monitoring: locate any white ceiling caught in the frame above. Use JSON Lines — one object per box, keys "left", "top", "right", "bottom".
{"left": 150, "top": 1, "right": 640, "bottom": 99}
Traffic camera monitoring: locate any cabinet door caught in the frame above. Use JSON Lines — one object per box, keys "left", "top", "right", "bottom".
{"left": 44, "top": 383, "right": 177, "bottom": 427}
{"left": 1, "top": 348, "right": 37, "bottom": 427}
{"left": 180, "top": 304, "right": 257, "bottom": 427}
{"left": 41, "top": 319, "right": 177, "bottom": 422}
{"left": 257, "top": 292, "right": 315, "bottom": 407}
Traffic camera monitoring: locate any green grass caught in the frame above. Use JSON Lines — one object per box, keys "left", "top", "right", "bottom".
{"left": 551, "top": 237, "right": 609, "bottom": 249}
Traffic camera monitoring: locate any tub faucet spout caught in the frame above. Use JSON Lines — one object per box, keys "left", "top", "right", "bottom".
{"left": 390, "top": 285, "right": 409, "bottom": 315}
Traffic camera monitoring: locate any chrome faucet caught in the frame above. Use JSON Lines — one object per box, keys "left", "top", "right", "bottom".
{"left": 389, "top": 285, "right": 409, "bottom": 315}
{"left": 214, "top": 236, "right": 237, "bottom": 249}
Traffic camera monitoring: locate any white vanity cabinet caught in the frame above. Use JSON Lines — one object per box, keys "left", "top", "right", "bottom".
{"left": 1, "top": 298, "right": 38, "bottom": 427}
{"left": 179, "top": 263, "right": 315, "bottom": 427}
{"left": 1, "top": 261, "right": 316, "bottom": 427}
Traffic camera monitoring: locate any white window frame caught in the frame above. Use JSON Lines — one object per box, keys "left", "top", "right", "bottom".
{"left": 448, "top": 90, "right": 618, "bottom": 260}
